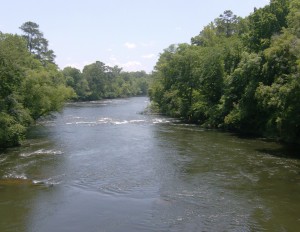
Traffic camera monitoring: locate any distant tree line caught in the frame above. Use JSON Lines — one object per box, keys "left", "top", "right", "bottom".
{"left": 0, "top": 22, "right": 150, "bottom": 148}
{"left": 63, "top": 63, "right": 149, "bottom": 101}
{"left": 149, "top": 0, "right": 300, "bottom": 143}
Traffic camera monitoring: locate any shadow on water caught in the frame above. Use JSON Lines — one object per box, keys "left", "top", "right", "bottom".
{"left": 256, "top": 145, "right": 300, "bottom": 160}
{"left": 227, "top": 131, "right": 300, "bottom": 160}
{"left": 152, "top": 123, "right": 300, "bottom": 231}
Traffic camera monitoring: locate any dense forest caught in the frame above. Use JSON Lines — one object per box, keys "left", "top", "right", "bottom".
{"left": 149, "top": 0, "right": 300, "bottom": 143}
{"left": 63, "top": 65, "right": 149, "bottom": 101}
{"left": 1, "top": 0, "right": 299, "bottom": 148}
{"left": 0, "top": 22, "right": 150, "bottom": 148}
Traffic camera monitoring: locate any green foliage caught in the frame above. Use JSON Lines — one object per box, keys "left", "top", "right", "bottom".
{"left": 150, "top": 43, "right": 224, "bottom": 124}
{"left": 287, "top": 0, "right": 300, "bottom": 37}
{"left": 0, "top": 24, "right": 74, "bottom": 148}
{"left": 62, "top": 67, "right": 91, "bottom": 100}
{"left": 246, "top": 0, "right": 289, "bottom": 52}
{"left": 22, "top": 69, "right": 74, "bottom": 120}
{"left": 256, "top": 74, "right": 300, "bottom": 141}
{"left": 255, "top": 7, "right": 300, "bottom": 141}
{"left": 1, "top": 21, "right": 149, "bottom": 148}
{"left": 0, "top": 112, "right": 27, "bottom": 148}
{"left": 151, "top": 1, "right": 300, "bottom": 143}
{"left": 191, "top": 23, "right": 219, "bottom": 47}
{"left": 19, "top": 21, "right": 56, "bottom": 64}
{"left": 0, "top": 34, "right": 31, "bottom": 147}
{"left": 223, "top": 52, "right": 263, "bottom": 132}
{"left": 214, "top": 10, "right": 240, "bottom": 37}
{"left": 222, "top": 36, "right": 244, "bottom": 75}
{"left": 63, "top": 63, "right": 150, "bottom": 101}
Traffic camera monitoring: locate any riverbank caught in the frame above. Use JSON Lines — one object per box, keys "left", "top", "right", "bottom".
{"left": 147, "top": 100, "right": 300, "bottom": 153}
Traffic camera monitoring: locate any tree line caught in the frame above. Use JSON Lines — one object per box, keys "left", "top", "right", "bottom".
{"left": 149, "top": 0, "right": 300, "bottom": 143}
{"left": 63, "top": 63, "right": 149, "bottom": 101}
{"left": 0, "top": 22, "right": 150, "bottom": 148}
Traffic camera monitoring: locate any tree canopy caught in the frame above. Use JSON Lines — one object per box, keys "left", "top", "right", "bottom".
{"left": 0, "top": 20, "right": 152, "bottom": 148}
{"left": 62, "top": 62, "right": 150, "bottom": 101}
{"left": 20, "top": 21, "right": 56, "bottom": 64}
{"left": 0, "top": 23, "right": 73, "bottom": 148}
{"left": 150, "top": 0, "right": 300, "bottom": 143}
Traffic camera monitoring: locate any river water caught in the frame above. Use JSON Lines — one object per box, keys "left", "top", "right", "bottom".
{"left": 0, "top": 97, "right": 299, "bottom": 232}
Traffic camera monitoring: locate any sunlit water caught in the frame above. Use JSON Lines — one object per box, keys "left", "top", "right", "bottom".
{"left": 0, "top": 97, "right": 299, "bottom": 232}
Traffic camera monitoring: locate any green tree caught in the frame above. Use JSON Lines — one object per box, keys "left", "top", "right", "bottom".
{"left": 22, "top": 67, "right": 74, "bottom": 120}
{"left": 246, "top": 0, "right": 289, "bottom": 52}
{"left": 150, "top": 44, "right": 224, "bottom": 123}
{"left": 214, "top": 10, "right": 240, "bottom": 37}
{"left": 0, "top": 34, "right": 32, "bottom": 147}
{"left": 287, "top": 0, "right": 300, "bottom": 37}
{"left": 150, "top": 0, "right": 299, "bottom": 143}
{"left": 223, "top": 52, "right": 263, "bottom": 133}
{"left": 20, "top": 21, "right": 56, "bottom": 63}
{"left": 254, "top": 0, "right": 300, "bottom": 141}
{"left": 0, "top": 30, "right": 73, "bottom": 148}
{"left": 63, "top": 67, "right": 90, "bottom": 100}
{"left": 82, "top": 61, "right": 108, "bottom": 100}
{"left": 191, "top": 23, "right": 218, "bottom": 47}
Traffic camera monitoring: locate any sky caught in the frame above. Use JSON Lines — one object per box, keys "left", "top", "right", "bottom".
{"left": 0, "top": 0, "right": 269, "bottom": 73}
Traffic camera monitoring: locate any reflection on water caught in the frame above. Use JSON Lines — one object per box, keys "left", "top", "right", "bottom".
{"left": 0, "top": 97, "right": 299, "bottom": 232}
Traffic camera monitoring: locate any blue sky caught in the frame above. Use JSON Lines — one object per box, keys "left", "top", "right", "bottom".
{"left": 0, "top": 0, "right": 269, "bottom": 73}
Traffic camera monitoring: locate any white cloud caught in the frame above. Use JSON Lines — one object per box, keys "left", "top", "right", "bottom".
{"left": 123, "top": 61, "right": 142, "bottom": 67}
{"left": 124, "top": 42, "right": 137, "bottom": 49}
{"left": 63, "top": 61, "right": 92, "bottom": 71}
{"left": 122, "top": 61, "right": 143, "bottom": 71}
{"left": 175, "top": 26, "right": 182, "bottom": 31}
{"left": 142, "top": 54, "right": 156, "bottom": 59}
{"left": 109, "top": 55, "right": 117, "bottom": 62}
{"left": 107, "top": 48, "right": 113, "bottom": 52}
{"left": 106, "top": 56, "right": 144, "bottom": 72}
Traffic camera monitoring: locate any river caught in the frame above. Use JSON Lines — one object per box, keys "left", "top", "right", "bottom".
{"left": 0, "top": 97, "right": 299, "bottom": 232}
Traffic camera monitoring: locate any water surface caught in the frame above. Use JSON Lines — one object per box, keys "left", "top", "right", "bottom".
{"left": 0, "top": 97, "right": 299, "bottom": 232}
